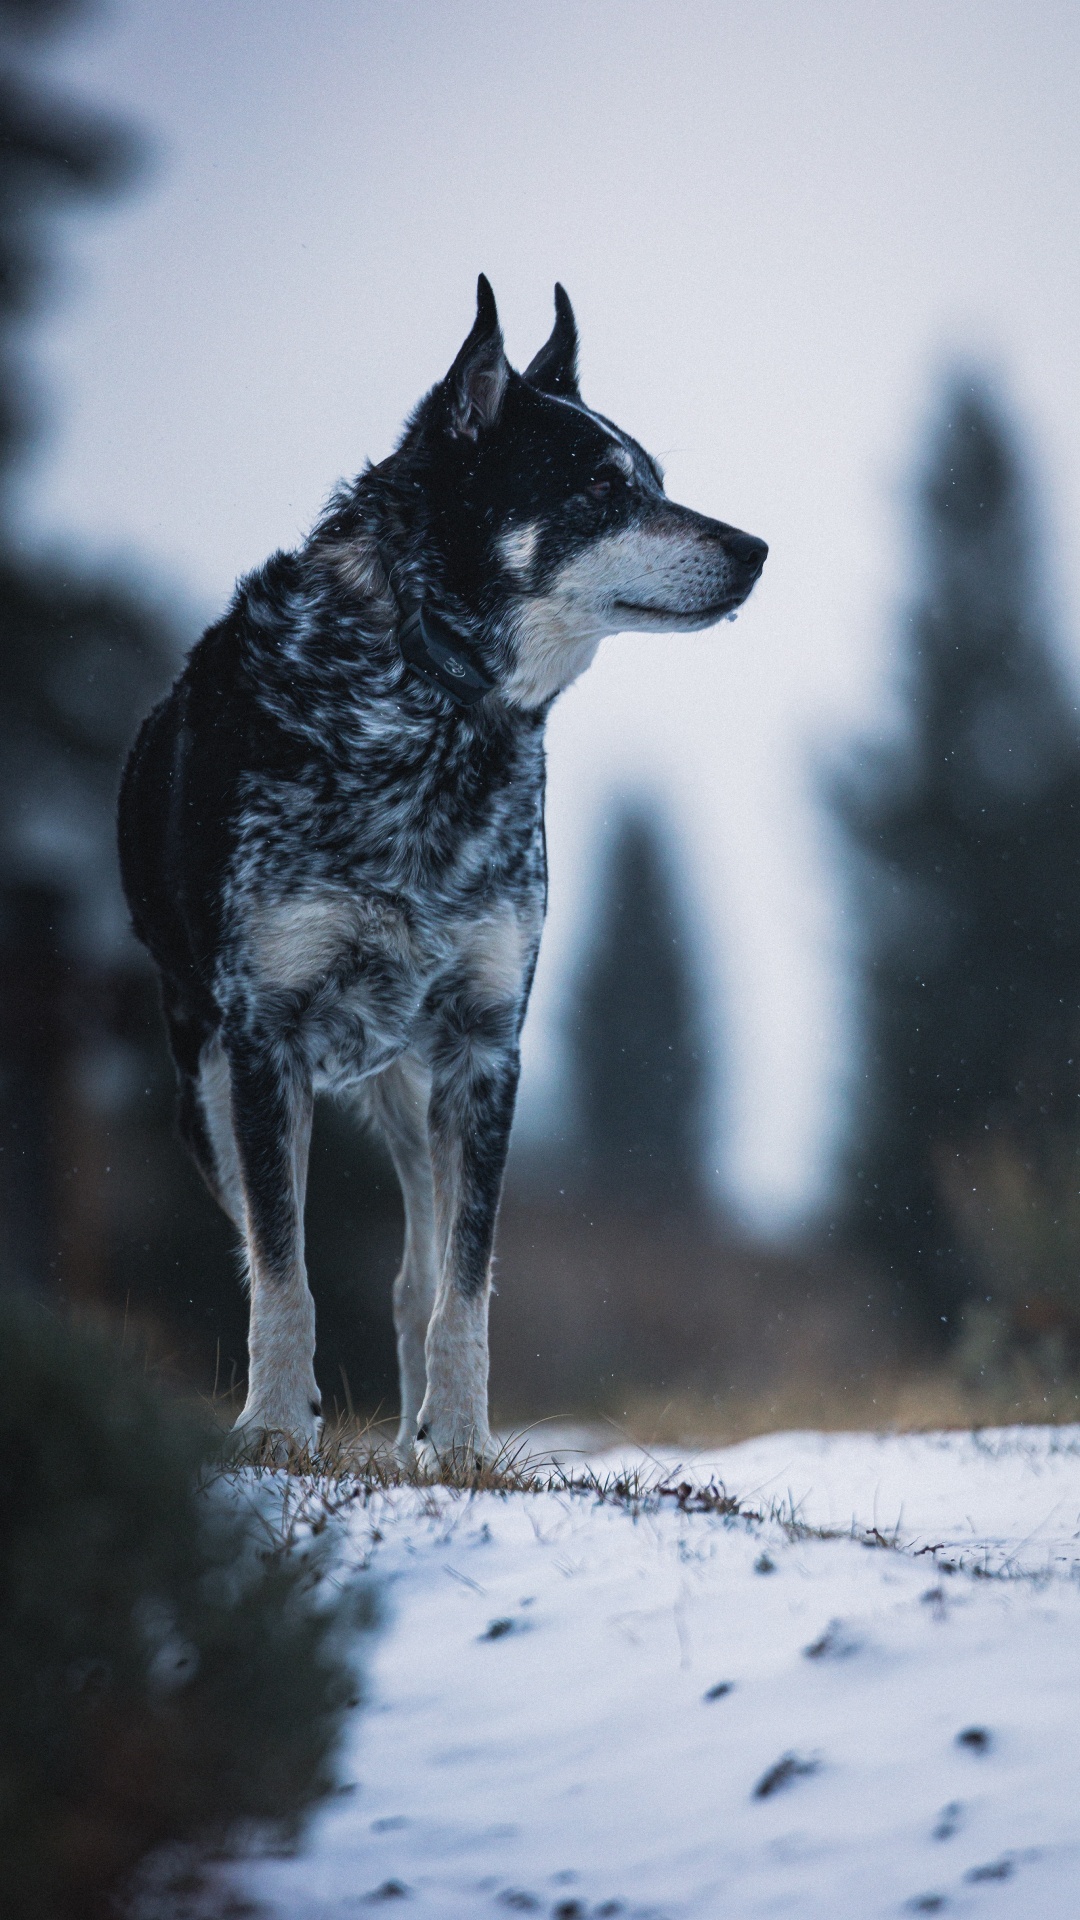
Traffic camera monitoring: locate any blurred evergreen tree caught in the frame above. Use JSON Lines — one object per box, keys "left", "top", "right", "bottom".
{"left": 568, "top": 804, "right": 711, "bottom": 1212}
{"left": 833, "top": 379, "right": 1080, "bottom": 1335}
{"left": 0, "top": 1, "right": 401, "bottom": 1411}
{"left": 0, "top": 0, "right": 135, "bottom": 485}
{"left": 0, "top": 0, "right": 167, "bottom": 1294}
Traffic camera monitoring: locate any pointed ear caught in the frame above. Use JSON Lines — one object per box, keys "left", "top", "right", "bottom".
{"left": 523, "top": 283, "right": 580, "bottom": 399}
{"left": 442, "top": 274, "right": 509, "bottom": 439}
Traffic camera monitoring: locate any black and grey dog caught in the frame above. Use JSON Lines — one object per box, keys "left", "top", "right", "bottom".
{"left": 118, "top": 279, "right": 766, "bottom": 1463}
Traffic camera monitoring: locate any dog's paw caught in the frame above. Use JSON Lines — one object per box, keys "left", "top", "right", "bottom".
{"left": 414, "top": 1413, "right": 497, "bottom": 1480}
{"left": 232, "top": 1394, "right": 323, "bottom": 1465}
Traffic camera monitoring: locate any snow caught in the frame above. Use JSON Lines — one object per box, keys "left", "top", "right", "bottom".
{"left": 236, "top": 1427, "right": 1080, "bottom": 1918}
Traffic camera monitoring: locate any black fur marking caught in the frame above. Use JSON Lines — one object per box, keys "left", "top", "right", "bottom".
{"left": 116, "top": 278, "right": 767, "bottom": 1451}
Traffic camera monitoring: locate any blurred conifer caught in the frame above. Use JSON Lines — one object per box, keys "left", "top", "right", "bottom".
{"left": 0, "top": 2, "right": 402, "bottom": 1413}
{"left": 568, "top": 805, "right": 711, "bottom": 1212}
{"left": 0, "top": 0, "right": 171, "bottom": 1296}
{"left": 0, "top": 0, "right": 136, "bottom": 485}
{"left": 833, "top": 380, "right": 1080, "bottom": 1335}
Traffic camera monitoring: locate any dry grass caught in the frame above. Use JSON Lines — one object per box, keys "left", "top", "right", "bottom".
{"left": 215, "top": 1418, "right": 762, "bottom": 1527}
{"left": 206, "top": 1413, "right": 932, "bottom": 1582}
{"left": 604, "top": 1366, "right": 1080, "bottom": 1449}
{"left": 205, "top": 1397, "right": 1080, "bottom": 1586}
{"left": 203, "top": 1360, "right": 1080, "bottom": 1496}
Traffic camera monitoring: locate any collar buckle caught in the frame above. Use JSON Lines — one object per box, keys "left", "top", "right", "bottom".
{"left": 378, "top": 542, "right": 495, "bottom": 709}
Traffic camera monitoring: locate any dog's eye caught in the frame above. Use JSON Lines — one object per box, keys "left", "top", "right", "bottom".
{"left": 587, "top": 479, "right": 612, "bottom": 500}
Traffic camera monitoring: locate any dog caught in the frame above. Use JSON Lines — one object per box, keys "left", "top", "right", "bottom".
{"left": 117, "top": 278, "right": 767, "bottom": 1465}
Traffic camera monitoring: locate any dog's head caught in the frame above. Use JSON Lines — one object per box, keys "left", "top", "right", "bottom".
{"left": 378, "top": 277, "right": 767, "bottom": 709}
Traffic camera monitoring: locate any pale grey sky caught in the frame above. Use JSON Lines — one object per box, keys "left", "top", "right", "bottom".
{"left": 20, "top": 0, "right": 1080, "bottom": 1225}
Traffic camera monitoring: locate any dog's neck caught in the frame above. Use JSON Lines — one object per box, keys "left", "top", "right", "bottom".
{"left": 375, "top": 542, "right": 496, "bottom": 709}
{"left": 320, "top": 513, "right": 597, "bottom": 718}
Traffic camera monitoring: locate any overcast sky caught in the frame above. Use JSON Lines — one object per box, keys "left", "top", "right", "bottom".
{"left": 19, "top": 0, "right": 1080, "bottom": 1226}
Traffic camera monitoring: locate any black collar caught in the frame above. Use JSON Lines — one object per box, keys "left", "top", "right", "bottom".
{"left": 377, "top": 543, "right": 495, "bottom": 709}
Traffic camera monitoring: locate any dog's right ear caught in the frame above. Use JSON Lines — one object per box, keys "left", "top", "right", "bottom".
{"left": 441, "top": 274, "right": 509, "bottom": 440}
{"left": 523, "top": 283, "right": 580, "bottom": 400}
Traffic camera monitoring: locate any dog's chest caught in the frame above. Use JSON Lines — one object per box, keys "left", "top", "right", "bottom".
{"left": 244, "top": 884, "right": 540, "bottom": 1091}
{"left": 219, "top": 664, "right": 548, "bottom": 1081}
{"left": 230, "top": 721, "right": 541, "bottom": 1075}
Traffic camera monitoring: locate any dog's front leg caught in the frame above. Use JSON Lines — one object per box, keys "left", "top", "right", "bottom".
{"left": 416, "top": 1007, "right": 520, "bottom": 1471}
{"left": 226, "top": 1036, "right": 321, "bottom": 1452}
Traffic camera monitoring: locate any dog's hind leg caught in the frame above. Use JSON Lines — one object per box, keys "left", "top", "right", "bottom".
{"left": 365, "top": 1054, "right": 438, "bottom": 1464}
{"left": 225, "top": 1036, "right": 320, "bottom": 1450}
{"left": 164, "top": 1003, "right": 243, "bottom": 1227}
{"left": 176, "top": 1036, "right": 245, "bottom": 1230}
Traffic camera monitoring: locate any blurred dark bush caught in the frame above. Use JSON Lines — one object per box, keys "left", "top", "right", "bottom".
{"left": 941, "top": 1133, "right": 1080, "bottom": 1384}
{"left": 0, "top": 1297, "right": 371, "bottom": 1920}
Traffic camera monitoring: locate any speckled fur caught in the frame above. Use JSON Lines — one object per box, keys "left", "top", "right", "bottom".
{"left": 117, "top": 279, "right": 766, "bottom": 1459}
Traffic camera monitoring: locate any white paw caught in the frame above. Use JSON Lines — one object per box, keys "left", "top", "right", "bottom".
{"left": 233, "top": 1391, "right": 322, "bottom": 1460}
{"left": 414, "top": 1412, "right": 497, "bottom": 1477}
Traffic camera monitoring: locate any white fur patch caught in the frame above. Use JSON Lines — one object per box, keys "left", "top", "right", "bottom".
{"left": 504, "top": 600, "right": 605, "bottom": 708}
{"left": 250, "top": 891, "right": 410, "bottom": 989}
{"left": 504, "top": 523, "right": 732, "bottom": 708}
{"left": 417, "top": 1283, "right": 494, "bottom": 1463}
{"left": 454, "top": 903, "right": 536, "bottom": 1002}
{"left": 366, "top": 1056, "right": 437, "bottom": 1458}
{"left": 251, "top": 894, "right": 356, "bottom": 987}
{"left": 232, "top": 1067, "right": 319, "bottom": 1447}
{"left": 327, "top": 536, "right": 384, "bottom": 599}
{"left": 235, "top": 1275, "right": 320, "bottom": 1445}
{"left": 498, "top": 521, "right": 541, "bottom": 579}
{"left": 197, "top": 1038, "right": 244, "bottom": 1228}
{"left": 553, "top": 523, "right": 732, "bottom": 624}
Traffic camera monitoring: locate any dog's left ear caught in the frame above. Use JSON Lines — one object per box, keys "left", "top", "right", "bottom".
{"left": 523, "top": 283, "right": 580, "bottom": 400}
{"left": 443, "top": 274, "right": 509, "bottom": 439}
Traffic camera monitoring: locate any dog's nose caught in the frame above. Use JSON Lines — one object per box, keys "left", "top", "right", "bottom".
{"left": 725, "top": 529, "right": 768, "bottom": 576}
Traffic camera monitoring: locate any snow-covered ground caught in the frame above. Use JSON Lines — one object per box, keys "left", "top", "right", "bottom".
{"left": 238, "top": 1427, "right": 1080, "bottom": 1919}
